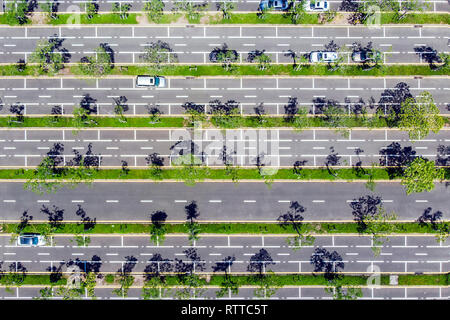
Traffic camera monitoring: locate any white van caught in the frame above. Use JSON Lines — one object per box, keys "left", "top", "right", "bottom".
{"left": 136, "top": 75, "right": 166, "bottom": 88}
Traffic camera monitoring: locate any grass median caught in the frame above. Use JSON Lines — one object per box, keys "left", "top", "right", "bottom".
{"left": 0, "top": 63, "right": 448, "bottom": 77}
{"left": 1, "top": 221, "right": 447, "bottom": 235}
{"left": 1, "top": 273, "right": 447, "bottom": 287}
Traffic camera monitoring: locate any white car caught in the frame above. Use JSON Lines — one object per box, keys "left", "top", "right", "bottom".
{"left": 136, "top": 75, "right": 166, "bottom": 88}
{"left": 304, "top": 0, "right": 329, "bottom": 11}
{"left": 17, "top": 234, "right": 46, "bottom": 247}
{"left": 309, "top": 51, "right": 338, "bottom": 63}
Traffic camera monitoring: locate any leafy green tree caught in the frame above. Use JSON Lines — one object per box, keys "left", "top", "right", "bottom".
{"left": 81, "top": 272, "right": 97, "bottom": 299}
{"left": 143, "top": 0, "right": 165, "bottom": 22}
{"left": 84, "top": 0, "right": 99, "bottom": 19}
{"left": 173, "top": 0, "right": 208, "bottom": 22}
{"left": 251, "top": 271, "right": 280, "bottom": 298}
{"left": 225, "top": 164, "right": 240, "bottom": 184}
{"left": 139, "top": 41, "right": 178, "bottom": 70}
{"left": 79, "top": 44, "right": 113, "bottom": 76}
{"left": 284, "top": 50, "right": 309, "bottom": 71}
{"left": 174, "top": 274, "right": 206, "bottom": 299}
{"left": 150, "top": 211, "right": 168, "bottom": 245}
{"left": 23, "top": 157, "right": 63, "bottom": 194}
{"left": 172, "top": 153, "right": 210, "bottom": 186}
{"left": 181, "top": 102, "right": 206, "bottom": 125}
{"left": 4, "top": 0, "right": 32, "bottom": 25}
{"left": 255, "top": 52, "right": 272, "bottom": 70}
{"left": 362, "top": 207, "right": 397, "bottom": 256}
{"left": 72, "top": 107, "right": 98, "bottom": 132}
{"left": 184, "top": 201, "right": 201, "bottom": 244}
{"left": 146, "top": 152, "right": 164, "bottom": 181}
{"left": 29, "top": 38, "right": 66, "bottom": 74}
{"left": 285, "top": 0, "right": 306, "bottom": 24}
{"left": 55, "top": 286, "right": 84, "bottom": 300}
{"left": 112, "top": 2, "right": 132, "bottom": 19}
{"left": 41, "top": 0, "right": 59, "bottom": 20}
{"left": 401, "top": 157, "right": 445, "bottom": 195}
{"left": 142, "top": 276, "right": 172, "bottom": 299}
{"left": 34, "top": 287, "right": 54, "bottom": 300}
{"left": 397, "top": 92, "right": 444, "bottom": 141}
{"left": 386, "top": 0, "right": 428, "bottom": 21}
{"left": 209, "top": 99, "right": 243, "bottom": 128}
{"left": 217, "top": 0, "right": 235, "bottom": 19}
{"left": 216, "top": 49, "right": 238, "bottom": 71}
{"left": 292, "top": 107, "right": 312, "bottom": 131}
{"left": 112, "top": 274, "right": 135, "bottom": 297}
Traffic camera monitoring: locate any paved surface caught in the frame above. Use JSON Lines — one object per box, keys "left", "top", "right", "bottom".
{"left": 1, "top": 77, "right": 449, "bottom": 116}
{"left": 1, "top": 235, "right": 448, "bottom": 273}
{"left": 0, "top": 181, "right": 448, "bottom": 221}
{"left": 0, "top": 234, "right": 448, "bottom": 299}
{"left": 0, "top": 25, "right": 448, "bottom": 64}
{"left": 0, "top": 128, "right": 449, "bottom": 167}
{"left": 1, "top": 285, "right": 448, "bottom": 300}
{"left": 1, "top": 0, "right": 448, "bottom": 13}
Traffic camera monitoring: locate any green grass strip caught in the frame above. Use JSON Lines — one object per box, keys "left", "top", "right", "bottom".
{"left": 2, "top": 221, "right": 447, "bottom": 235}
{"left": 0, "top": 63, "right": 447, "bottom": 77}
{"left": 0, "top": 12, "right": 447, "bottom": 25}
{"left": 1, "top": 274, "right": 447, "bottom": 287}
{"left": 4, "top": 167, "right": 450, "bottom": 180}
{"left": 48, "top": 13, "right": 139, "bottom": 25}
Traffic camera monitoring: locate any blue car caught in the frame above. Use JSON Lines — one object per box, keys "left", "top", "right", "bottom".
{"left": 259, "top": 0, "right": 289, "bottom": 11}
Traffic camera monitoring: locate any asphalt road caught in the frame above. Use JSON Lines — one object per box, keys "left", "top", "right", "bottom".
{"left": 0, "top": 25, "right": 448, "bottom": 64}
{"left": 0, "top": 128, "right": 449, "bottom": 167}
{"left": 0, "top": 234, "right": 448, "bottom": 299}
{"left": 1, "top": 0, "right": 448, "bottom": 13}
{"left": 2, "top": 285, "right": 449, "bottom": 300}
{"left": 1, "top": 76, "right": 449, "bottom": 116}
{"left": 0, "top": 181, "right": 448, "bottom": 221}
{"left": 1, "top": 235, "right": 448, "bottom": 273}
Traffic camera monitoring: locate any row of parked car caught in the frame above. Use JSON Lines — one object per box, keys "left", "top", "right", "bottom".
{"left": 259, "top": 0, "right": 329, "bottom": 11}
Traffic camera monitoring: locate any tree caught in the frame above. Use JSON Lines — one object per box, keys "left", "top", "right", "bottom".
{"left": 215, "top": 46, "right": 239, "bottom": 71}
{"left": 213, "top": 256, "right": 239, "bottom": 298}
{"left": 149, "top": 211, "right": 168, "bottom": 245}
{"left": 252, "top": 271, "right": 280, "bottom": 298}
{"left": 398, "top": 92, "right": 444, "bottom": 141}
{"left": 217, "top": 0, "right": 235, "bottom": 19}
{"left": 8, "top": 104, "right": 25, "bottom": 124}
{"left": 247, "top": 50, "right": 272, "bottom": 70}
{"left": 172, "top": 0, "right": 208, "bottom": 21}
{"left": 143, "top": 0, "right": 165, "bottom": 22}
{"left": 184, "top": 201, "right": 201, "bottom": 244}
{"left": 174, "top": 274, "right": 206, "bottom": 299}
{"left": 310, "top": 248, "right": 344, "bottom": 281}
{"left": 172, "top": 153, "right": 210, "bottom": 186}
{"left": 386, "top": 0, "right": 428, "bottom": 21}
{"left": 41, "top": 0, "right": 59, "bottom": 20}
{"left": 284, "top": 50, "right": 309, "bottom": 71}
{"left": 142, "top": 276, "right": 172, "bottom": 299}
{"left": 84, "top": 0, "right": 99, "bottom": 19}
{"left": 79, "top": 44, "right": 114, "bottom": 76}
{"left": 257, "top": 4, "right": 273, "bottom": 19}
{"left": 112, "top": 96, "right": 128, "bottom": 123}
{"left": 247, "top": 249, "right": 274, "bottom": 277}
{"left": 277, "top": 201, "right": 315, "bottom": 250}
{"left": 362, "top": 207, "right": 397, "bottom": 256}
{"left": 285, "top": 0, "right": 306, "bottom": 24}
{"left": 401, "top": 157, "right": 445, "bottom": 195}
{"left": 146, "top": 152, "right": 164, "bottom": 181}
{"left": 29, "top": 37, "right": 69, "bottom": 74}
{"left": 112, "top": 2, "right": 132, "bottom": 19}
{"left": 292, "top": 107, "right": 311, "bottom": 131}
{"left": 147, "top": 104, "right": 162, "bottom": 124}
{"left": 140, "top": 41, "right": 178, "bottom": 70}
{"left": 209, "top": 99, "right": 243, "bottom": 128}
{"left": 417, "top": 207, "right": 449, "bottom": 242}
{"left": 181, "top": 102, "right": 206, "bottom": 125}
{"left": 4, "top": 0, "right": 34, "bottom": 25}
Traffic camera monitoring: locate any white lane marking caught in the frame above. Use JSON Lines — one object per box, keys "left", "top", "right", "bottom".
{"left": 244, "top": 200, "right": 256, "bottom": 203}
{"left": 415, "top": 200, "right": 428, "bottom": 203}
{"left": 174, "top": 200, "right": 187, "bottom": 203}
{"left": 3, "top": 200, "right": 16, "bottom": 203}
{"left": 140, "top": 200, "right": 153, "bottom": 203}
{"left": 209, "top": 200, "right": 222, "bottom": 203}
{"left": 71, "top": 200, "right": 84, "bottom": 203}
{"left": 312, "top": 200, "right": 325, "bottom": 203}
{"left": 106, "top": 200, "right": 119, "bottom": 203}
